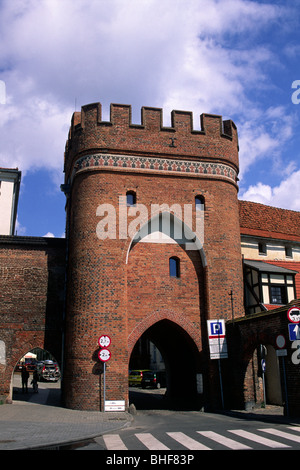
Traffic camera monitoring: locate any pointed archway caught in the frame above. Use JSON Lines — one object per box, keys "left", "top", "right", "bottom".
{"left": 129, "top": 320, "right": 203, "bottom": 410}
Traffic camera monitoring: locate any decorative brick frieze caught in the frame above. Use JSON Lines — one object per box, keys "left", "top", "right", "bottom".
{"left": 73, "top": 153, "right": 238, "bottom": 185}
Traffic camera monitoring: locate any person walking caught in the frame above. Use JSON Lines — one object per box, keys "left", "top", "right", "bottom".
{"left": 21, "top": 365, "right": 29, "bottom": 393}
{"left": 31, "top": 369, "right": 38, "bottom": 393}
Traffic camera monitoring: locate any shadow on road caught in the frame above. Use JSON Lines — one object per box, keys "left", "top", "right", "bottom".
{"left": 129, "top": 387, "right": 200, "bottom": 411}
{"left": 12, "top": 373, "right": 62, "bottom": 407}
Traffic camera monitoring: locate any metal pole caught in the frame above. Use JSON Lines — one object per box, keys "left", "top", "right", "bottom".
{"left": 262, "top": 370, "right": 266, "bottom": 406}
{"left": 218, "top": 358, "right": 224, "bottom": 409}
{"left": 103, "top": 362, "right": 106, "bottom": 412}
{"left": 282, "top": 356, "right": 289, "bottom": 417}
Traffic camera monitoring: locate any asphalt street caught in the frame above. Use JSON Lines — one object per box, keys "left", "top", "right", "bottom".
{"left": 1, "top": 375, "right": 299, "bottom": 451}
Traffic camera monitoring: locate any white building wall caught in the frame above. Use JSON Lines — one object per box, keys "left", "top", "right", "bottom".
{"left": 0, "top": 169, "right": 21, "bottom": 235}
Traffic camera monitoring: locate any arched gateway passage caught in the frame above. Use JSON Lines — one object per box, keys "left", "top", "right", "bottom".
{"left": 129, "top": 320, "right": 202, "bottom": 410}
{"left": 126, "top": 210, "right": 206, "bottom": 410}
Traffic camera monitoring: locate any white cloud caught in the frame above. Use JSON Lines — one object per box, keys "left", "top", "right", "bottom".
{"left": 0, "top": 0, "right": 297, "bottom": 194}
{"left": 240, "top": 170, "right": 300, "bottom": 211}
{"left": 43, "top": 232, "right": 55, "bottom": 238}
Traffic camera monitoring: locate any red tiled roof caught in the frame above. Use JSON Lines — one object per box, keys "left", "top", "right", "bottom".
{"left": 239, "top": 200, "right": 300, "bottom": 242}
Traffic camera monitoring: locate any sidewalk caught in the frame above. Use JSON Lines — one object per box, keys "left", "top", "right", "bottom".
{"left": 0, "top": 381, "right": 132, "bottom": 450}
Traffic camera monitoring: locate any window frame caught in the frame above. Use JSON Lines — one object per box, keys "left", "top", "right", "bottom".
{"left": 261, "top": 272, "right": 296, "bottom": 305}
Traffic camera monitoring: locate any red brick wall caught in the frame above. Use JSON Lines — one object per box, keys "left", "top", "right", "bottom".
{"left": 63, "top": 103, "right": 244, "bottom": 411}
{"left": 0, "top": 237, "right": 65, "bottom": 402}
{"left": 227, "top": 302, "right": 300, "bottom": 416}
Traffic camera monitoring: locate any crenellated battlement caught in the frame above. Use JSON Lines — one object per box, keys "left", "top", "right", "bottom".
{"left": 64, "top": 102, "right": 239, "bottom": 180}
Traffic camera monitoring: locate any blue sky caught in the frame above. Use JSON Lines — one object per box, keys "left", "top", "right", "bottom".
{"left": 0, "top": 0, "right": 299, "bottom": 237}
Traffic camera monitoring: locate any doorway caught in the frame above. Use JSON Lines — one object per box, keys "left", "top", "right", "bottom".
{"left": 12, "top": 347, "right": 61, "bottom": 406}
{"left": 129, "top": 320, "right": 202, "bottom": 410}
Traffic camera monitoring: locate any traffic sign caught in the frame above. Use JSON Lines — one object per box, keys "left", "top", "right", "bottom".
{"left": 98, "top": 348, "right": 111, "bottom": 362}
{"left": 287, "top": 307, "right": 300, "bottom": 323}
{"left": 207, "top": 320, "right": 226, "bottom": 338}
{"left": 275, "top": 335, "right": 286, "bottom": 349}
{"left": 98, "top": 335, "right": 111, "bottom": 348}
{"left": 288, "top": 323, "right": 300, "bottom": 341}
{"left": 207, "top": 320, "right": 228, "bottom": 359}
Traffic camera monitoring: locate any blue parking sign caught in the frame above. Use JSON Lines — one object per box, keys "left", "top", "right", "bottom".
{"left": 288, "top": 323, "right": 300, "bottom": 341}
{"left": 208, "top": 320, "right": 225, "bottom": 338}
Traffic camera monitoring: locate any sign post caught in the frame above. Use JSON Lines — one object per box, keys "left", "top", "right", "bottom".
{"left": 276, "top": 334, "right": 289, "bottom": 417}
{"left": 207, "top": 320, "right": 228, "bottom": 409}
{"left": 287, "top": 306, "right": 300, "bottom": 323}
{"left": 98, "top": 335, "right": 111, "bottom": 412}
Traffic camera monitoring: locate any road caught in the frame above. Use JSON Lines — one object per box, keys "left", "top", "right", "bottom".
{"left": 69, "top": 410, "right": 300, "bottom": 451}
{"left": 58, "top": 387, "right": 300, "bottom": 451}
{"left": 12, "top": 379, "right": 300, "bottom": 451}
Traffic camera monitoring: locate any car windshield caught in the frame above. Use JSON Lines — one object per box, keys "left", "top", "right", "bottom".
{"left": 143, "top": 372, "right": 154, "bottom": 378}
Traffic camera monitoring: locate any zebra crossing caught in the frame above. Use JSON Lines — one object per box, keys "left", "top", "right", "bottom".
{"left": 101, "top": 426, "right": 300, "bottom": 450}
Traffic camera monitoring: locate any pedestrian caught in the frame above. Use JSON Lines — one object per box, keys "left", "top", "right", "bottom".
{"left": 21, "top": 365, "right": 29, "bottom": 393}
{"left": 31, "top": 369, "right": 38, "bottom": 393}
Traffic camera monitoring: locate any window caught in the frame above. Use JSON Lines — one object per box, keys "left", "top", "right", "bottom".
{"left": 195, "top": 195, "right": 205, "bottom": 211}
{"left": 169, "top": 257, "right": 180, "bottom": 278}
{"left": 126, "top": 191, "right": 136, "bottom": 206}
{"left": 270, "top": 285, "right": 287, "bottom": 305}
{"left": 285, "top": 246, "right": 293, "bottom": 258}
{"left": 258, "top": 242, "right": 267, "bottom": 255}
{"left": 262, "top": 273, "right": 295, "bottom": 305}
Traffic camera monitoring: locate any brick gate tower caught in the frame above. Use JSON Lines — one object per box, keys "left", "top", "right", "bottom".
{"left": 62, "top": 103, "right": 244, "bottom": 411}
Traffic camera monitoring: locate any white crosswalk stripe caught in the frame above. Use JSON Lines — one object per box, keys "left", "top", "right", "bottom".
{"left": 260, "top": 428, "right": 300, "bottom": 444}
{"left": 167, "top": 432, "right": 211, "bottom": 450}
{"left": 103, "top": 434, "right": 128, "bottom": 450}
{"left": 102, "top": 426, "right": 300, "bottom": 450}
{"left": 198, "top": 431, "right": 252, "bottom": 450}
{"left": 135, "top": 433, "right": 170, "bottom": 450}
{"left": 229, "top": 429, "right": 290, "bottom": 449}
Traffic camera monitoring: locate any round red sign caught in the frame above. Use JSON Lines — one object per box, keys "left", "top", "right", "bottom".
{"left": 287, "top": 307, "right": 300, "bottom": 323}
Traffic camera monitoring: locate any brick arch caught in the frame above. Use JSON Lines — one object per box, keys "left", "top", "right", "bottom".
{"left": 127, "top": 308, "right": 201, "bottom": 358}
{"left": 4, "top": 334, "right": 45, "bottom": 402}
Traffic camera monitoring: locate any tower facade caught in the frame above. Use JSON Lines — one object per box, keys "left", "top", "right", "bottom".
{"left": 62, "top": 103, "right": 244, "bottom": 411}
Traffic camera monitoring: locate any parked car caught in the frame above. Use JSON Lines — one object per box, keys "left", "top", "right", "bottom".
{"left": 141, "top": 370, "right": 166, "bottom": 389}
{"left": 15, "top": 358, "right": 36, "bottom": 372}
{"left": 37, "top": 360, "right": 60, "bottom": 382}
{"left": 128, "top": 369, "right": 150, "bottom": 387}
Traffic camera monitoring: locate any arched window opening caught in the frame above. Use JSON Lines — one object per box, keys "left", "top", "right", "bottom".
{"left": 195, "top": 195, "right": 205, "bottom": 211}
{"left": 126, "top": 191, "right": 136, "bottom": 206}
{"left": 169, "top": 257, "right": 180, "bottom": 278}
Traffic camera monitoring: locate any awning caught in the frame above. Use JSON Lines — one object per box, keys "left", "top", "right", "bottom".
{"left": 244, "top": 260, "right": 297, "bottom": 275}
